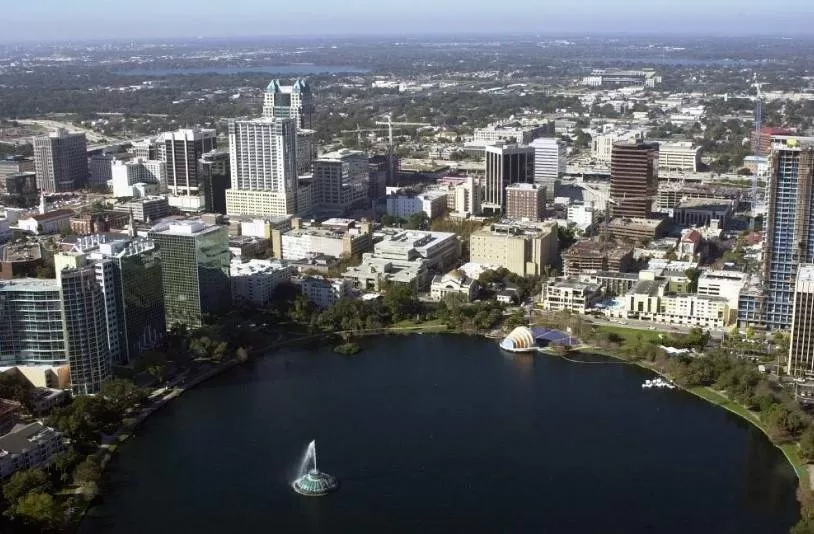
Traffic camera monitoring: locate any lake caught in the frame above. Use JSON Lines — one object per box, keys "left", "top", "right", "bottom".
{"left": 115, "top": 65, "right": 370, "bottom": 76}
{"left": 80, "top": 335, "right": 799, "bottom": 534}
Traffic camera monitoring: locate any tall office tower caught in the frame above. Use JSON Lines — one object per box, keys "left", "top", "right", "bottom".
{"left": 225, "top": 118, "right": 298, "bottom": 217}
{"left": 609, "top": 142, "right": 659, "bottom": 219}
{"left": 199, "top": 150, "right": 231, "bottom": 214}
{"left": 33, "top": 129, "right": 89, "bottom": 193}
{"left": 788, "top": 264, "right": 814, "bottom": 376}
{"left": 312, "top": 150, "right": 369, "bottom": 216}
{"left": 262, "top": 79, "right": 313, "bottom": 129}
{"left": 0, "top": 279, "right": 66, "bottom": 366}
{"left": 162, "top": 128, "right": 217, "bottom": 197}
{"left": 763, "top": 137, "right": 814, "bottom": 329}
{"left": 505, "top": 183, "right": 546, "bottom": 221}
{"left": 262, "top": 79, "right": 316, "bottom": 175}
{"left": 530, "top": 137, "right": 566, "bottom": 200}
{"left": 58, "top": 265, "right": 112, "bottom": 396}
{"left": 482, "top": 143, "right": 534, "bottom": 214}
{"left": 149, "top": 220, "right": 230, "bottom": 329}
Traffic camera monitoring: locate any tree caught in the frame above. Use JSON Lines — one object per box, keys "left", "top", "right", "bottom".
{"left": 100, "top": 378, "right": 147, "bottom": 417}
{"left": 73, "top": 457, "right": 102, "bottom": 486}
{"left": 380, "top": 214, "right": 397, "bottom": 227}
{"left": 382, "top": 284, "right": 419, "bottom": 323}
{"left": 51, "top": 450, "right": 81, "bottom": 484}
{"left": 800, "top": 427, "right": 814, "bottom": 463}
{"left": 405, "top": 212, "right": 430, "bottom": 230}
{"left": 684, "top": 268, "right": 702, "bottom": 292}
{"left": 9, "top": 491, "right": 64, "bottom": 531}
{"left": 3, "top": 469, "right": 50, "bottom": 504}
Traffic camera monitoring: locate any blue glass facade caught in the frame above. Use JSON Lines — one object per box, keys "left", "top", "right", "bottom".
{"left": 763, "top": 144, "right": 814, "bottom": 329}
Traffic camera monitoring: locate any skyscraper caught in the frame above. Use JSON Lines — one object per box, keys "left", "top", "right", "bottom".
{"left": 225, "top": 118, "right": 298, "bottom": 217}
{"left": 33, "top": 129, "right": 88, "bottom": 193}
{"left": 788, "top": 264, "right": 814, "bottom": 376}
{"left": 609, "top": 142, "right": 658, "bottom": 219}
{"left": 763, "top": 137, "right": 814, "bottom": 329}
{"left": 530, "top": 137, "right": 566, "bottom": 200}
{"left": 262, "top": 79, "right": 316, "bottom": 175}
{"left": 505, "top": 183, "right": 546, "bottom": 222}
{"left": 482, "top": 143, "right": 534, "bottom": 214}
{"left": 162, "top": 128, "right": 217, "bottom": 197}
{"left": 199, "top": 150, "right": 231, "bottom": 214}
{"left": 262, "top": 79, "right": 313, "bottom": 129}
{"left": 58, "top": 265, "right": 112, "bottom": 396}
{"left": 149, "top": 220, "right": 230, "bottom": 329}
{"left": 312, "top": 149, "right": 369, "bottom": 216}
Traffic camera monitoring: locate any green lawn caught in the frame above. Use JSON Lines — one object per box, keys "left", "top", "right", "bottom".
{"left": 595, "top": 325, "right": 666, "bottom": 345}
{"left": 390, "top": 318, "right": 447, "bottom": 330}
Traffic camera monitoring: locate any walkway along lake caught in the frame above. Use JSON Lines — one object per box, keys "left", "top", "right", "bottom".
{"left": 80, "top": 335, "right": 799, "bottom": 534}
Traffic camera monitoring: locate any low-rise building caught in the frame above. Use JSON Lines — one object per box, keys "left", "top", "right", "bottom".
{"left": 344, "top": 230, "right": 460, "bottom": 292}
{"left": 657, "top": 142, "right": 701, "bottom": 172}
{"left": 563, "top": 240, "right": 634, "bottom": 276}
{"left": 386, "top": 190, "right": 449, "bottom": 219}
{"left": 18, "top": 209, "right": 74, "bottom": 235}
{"left": 114, "top": 196, "right": 171, "bottom": 223}
{"left": 541, "top": 278, "right": 602, "bottom": 313}
{"left": 276, "top": 219, "right": 372, "bottom": 261}
{"left": 469, "top": 221, "right": 557, "bottom": 277}
{"left": 673, "top": 198, "right": 733, "bottom": 229}
{"left": 0, "top": 422, "right": 65, "bottom": 479}
{"left": 678, "top": 229, "right": 702, "bottom": 259}
{"left": 624, "top": 278, "right": 731, "bottom": 328}
{"left": 300, "top": 276, "right": 350, "bottom": 308}
{"left": 430, "top": 270, "right": 478, "bottom": 302}
{"left": 230, "top": 259, "right": 293, "bottom": 308}
{"left": 607, "top": 217, "right": 668, "bottom": 241}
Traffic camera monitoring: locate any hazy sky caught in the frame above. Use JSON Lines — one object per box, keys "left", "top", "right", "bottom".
{"left": 5, "top": 0, "right": 814, "bottom": 41}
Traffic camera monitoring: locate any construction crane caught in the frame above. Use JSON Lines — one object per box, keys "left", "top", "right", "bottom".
{"left": 372, "top": 117, "right": 433, "bottom": 185}
{"left": 339, "top": 124, "right": 389, "bottom": 148}
{"left": 750, "top": 73, "right": 769, "bottom": 230}
{"left": 374, "top": 118, "right": 433, "bottom": 145}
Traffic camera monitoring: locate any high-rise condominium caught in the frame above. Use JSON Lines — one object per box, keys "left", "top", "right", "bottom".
{"left": 788, "top": 264, "right": 814, "bottom": 376}
{"left": 58, "top": 265, "right": 112, "bottom": 396}
{"left": 530, "top": 137, "right": 566, "bottom": 200}
{"left": 0, "top": 279, "right": 65, "bottom": 366}
{"left": 763, "top": 137, "right": 814, "bottom": 329}
{"left": 33, "top": 129, "right": 88, "bottom": 193}
{"left": 149, "top": 220, "right": 230, "bottom": 329}
{"left": 225, "top": 118, "right": 298, "bottom": 217}
{"left": 482, "top": 143, "right": 534, "bottom": 214}
{"left": 162, "top": 128, "right": 217, "bottom": 197}
{"left": 609, "top": 142, "right": 658, "bottom": 219}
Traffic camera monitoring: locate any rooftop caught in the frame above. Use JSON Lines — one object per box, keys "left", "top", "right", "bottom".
{"left": 28, "top": 209, "right": 75, "bottom": 222}
{"left": 675, "top": 198, "right": 733, "bottom": 210}
{"left": 629, "top": 279, "right": 664, "bottom": 297}
{"left": 0, "top": 422, "right": 59, "bottom": 456}
{"left": 1, "top": 242, "right": 41, "bottom": 262}
{"left": 799, "top": 264, "right": 814, "bottom": 283}
{"left": 149, "top": 220, "right": 222, "bottom": 236}
{"left": 0, "top": 278, "right": 59, "bottom": 292}
{"left": 230, "top": 259, "right": 290, "bottom": 277}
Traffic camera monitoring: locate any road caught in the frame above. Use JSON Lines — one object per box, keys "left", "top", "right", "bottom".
{"left": 16, "top": 118, "right": 118, "bottom": 144}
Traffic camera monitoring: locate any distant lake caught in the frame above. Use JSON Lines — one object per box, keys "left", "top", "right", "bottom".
{"left": 602, "top": 57, "right": 764, "bottom": 66}
{"left": 116, "top": 65, "right": 370, "bottom": 76}
{"left": 80, "top": 335, "right": 799, "bottom": 534}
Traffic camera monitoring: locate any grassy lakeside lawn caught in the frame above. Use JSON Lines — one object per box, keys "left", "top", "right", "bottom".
{"left": 595, "top": 324, "right": 672, "bottom": 345}
{"left": 689, "top": 386, "right": 808, "bottom": 479}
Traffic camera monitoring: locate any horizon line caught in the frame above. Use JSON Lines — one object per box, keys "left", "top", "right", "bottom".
{"left": 2, "top": 30, "right": 813, "bottom": 46}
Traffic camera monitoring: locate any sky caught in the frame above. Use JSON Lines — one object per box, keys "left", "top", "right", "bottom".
{"left": 4, "top": 0, "right": 814, "bottom": 42}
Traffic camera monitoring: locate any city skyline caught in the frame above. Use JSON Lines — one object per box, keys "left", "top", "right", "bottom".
{"left": 4, "top": 0, "right": 814, "bottom": 41}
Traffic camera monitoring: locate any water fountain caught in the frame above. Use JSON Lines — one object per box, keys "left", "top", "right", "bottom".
{"left": 291, "top": 440, "right": 338, "bottom": 496}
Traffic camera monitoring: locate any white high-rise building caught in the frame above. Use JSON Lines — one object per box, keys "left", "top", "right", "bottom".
{"left": 161, "top": 128, "right": 217, "bottom": 197}
{"left": 57, "top": 265, "right": 112, "bottom": 396}
{"left": 111, "top": 158, "right": 165, "bottom": 198}
{"left": 530, "top": 137, "right": 566, "bottom": 200}
{"left": 226, "top": 118, "right": 298, "bottom": 217}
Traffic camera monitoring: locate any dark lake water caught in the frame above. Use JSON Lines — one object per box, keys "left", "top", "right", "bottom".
{"left": 80, "top": 335, "right": 799, "bottom": 534}
{"left": 116, "top": 65, "right": 369, "bottom": 76}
